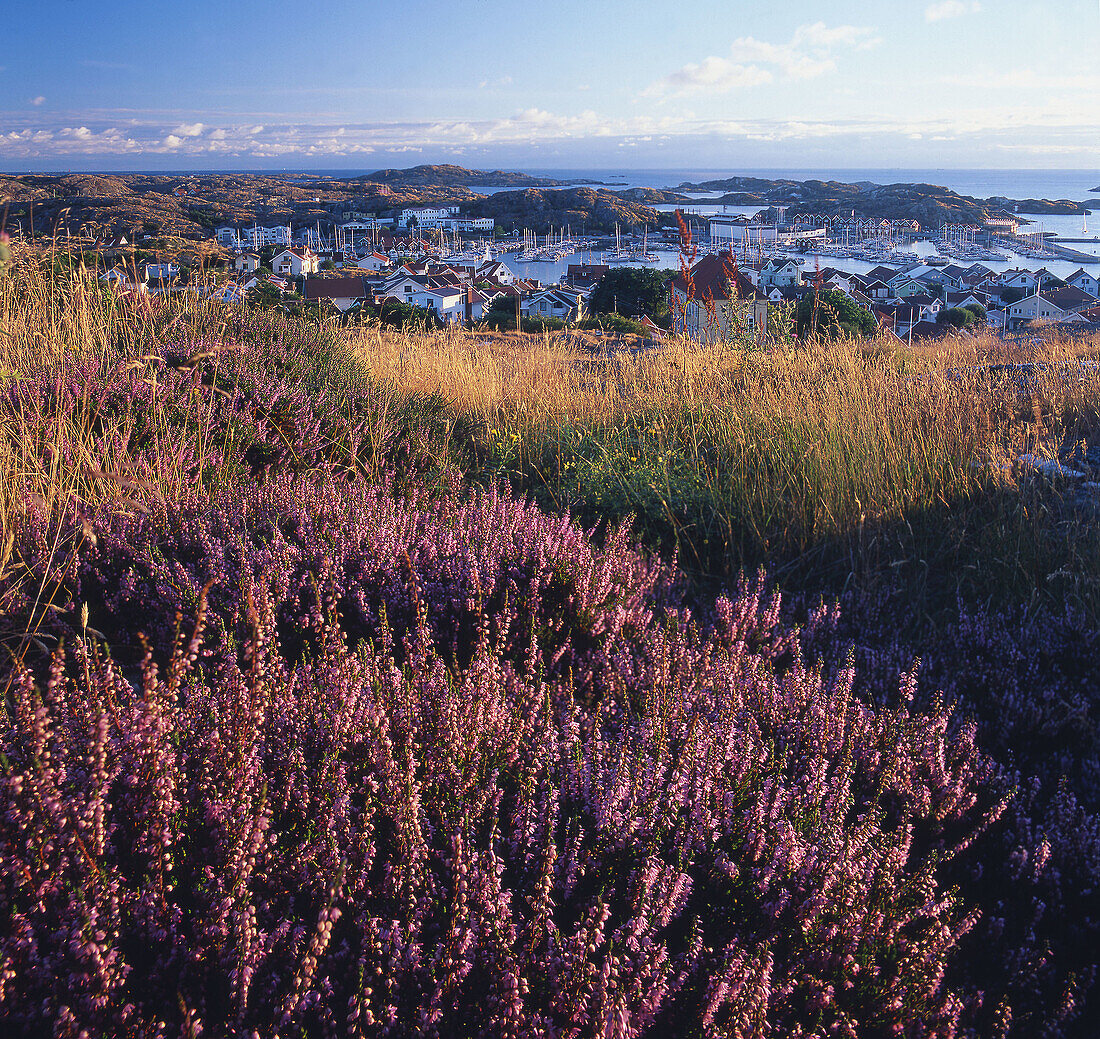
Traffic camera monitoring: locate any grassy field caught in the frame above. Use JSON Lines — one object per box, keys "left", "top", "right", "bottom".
{"left": 354, "top": 321, "right": 1100, "bottom": 630}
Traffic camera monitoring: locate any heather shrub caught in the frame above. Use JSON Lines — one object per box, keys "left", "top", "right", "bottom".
{"left": 1, "top": 498, "right": 1008, "bottom": 1037}
{"left": 0, "top": 325, "right": 468, "bottom": 537}
{"left": 3, "top": 259, "right": 1100, "bottom": 1036}
{"left": 6, "top": 471, "right": 1099, "bottom": 1036}
{"left": 2, "top": 478, "right": 677, "bottom": 704}
{"left": 795, "top": 589, "right": 1100, "bottom": 1037}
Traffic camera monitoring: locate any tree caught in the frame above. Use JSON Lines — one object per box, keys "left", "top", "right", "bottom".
{"left": 1000, "top": 287, "right": 1027, "bottom": 305}
{"left": 484, "top": 294, "right": 519, "bottom": 331}
{"left": 248, "top": 280, "right": 283, "bottom": 309}
{"left": 962, "top": 302, "right": 987, "bottom": 324}
{"left": 379, "top": 297, "right": 439, "bottom": 330}
{"left": 940, "top": 307, "right": 973, "bottom": 328}
{"left": 587, "top": 267, "right": 677, "bottom": 322}
{"left": 579, "top": 313, "right": 647, "bottom": 336}
{"left": 794, "top": 288, "right": 877, "bottom": 339}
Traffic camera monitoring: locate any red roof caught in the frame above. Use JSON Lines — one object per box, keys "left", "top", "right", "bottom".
{"left": 670, "top": 252, "right": 762, "bottom": 302}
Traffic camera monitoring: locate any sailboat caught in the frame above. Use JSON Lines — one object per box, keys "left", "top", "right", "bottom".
{"left": 606, "top": 223, "right": 633, "bottom": 264}
{"left": 632, "top": 225, "right": 659, "bottom": 264}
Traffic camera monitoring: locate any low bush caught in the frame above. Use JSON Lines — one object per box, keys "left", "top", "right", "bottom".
{"left": 5, "top": 472, "right": 1079, "bottom": 1038}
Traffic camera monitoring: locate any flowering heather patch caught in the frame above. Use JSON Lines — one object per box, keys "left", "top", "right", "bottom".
{"left": 794, "top": 590, "right": 1100, "bottom": 1036}
{"left": 3, "top": 470, "right": 1092, "bottom": 1037}
{"left": 4, "top": 477, "right": 677, "bottom": 704}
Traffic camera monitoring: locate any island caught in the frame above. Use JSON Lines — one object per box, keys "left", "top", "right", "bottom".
{"left": 676, "top": 176, "right": 1091, "bottom": 224}
{"left": 460, "top": 187, "right": 663, "bottom": 234}
{"left": 351, "top": 164, "right": 604, "bottom": 189}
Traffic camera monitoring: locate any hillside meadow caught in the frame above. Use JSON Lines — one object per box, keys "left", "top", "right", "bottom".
{"left": 2, "top": 255, "right": 1100, "bottom": 1037}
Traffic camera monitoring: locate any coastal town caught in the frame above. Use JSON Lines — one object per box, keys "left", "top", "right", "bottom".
{"left": 83, "top": 192, "right": 1100, "bottom": 343}
{"left": 3, "top": 165, "right": 1097, "bottom": 341}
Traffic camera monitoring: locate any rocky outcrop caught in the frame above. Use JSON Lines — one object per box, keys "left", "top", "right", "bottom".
{"left": 676, "top": 176, "right": 1091, "bottom": 227}
{"left": 986, "top": 196, "right": 1090, "bottom": 215}
{"left": 462, "top": 187, "right": 661, "bottom": 233}
{"left": 352, "top": 165, "right": 601, "bottom": 189}
{"left": 612, "top": 187, "right": 692, "bottom": 205}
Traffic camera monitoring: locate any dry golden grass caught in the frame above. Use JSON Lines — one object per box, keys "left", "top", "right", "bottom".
{"left": 355, "top": 320, "right": 1100, "bottom": 618}
{"left": 4, "top": 247, "right": 1100, "bottom": 626}
{"left": 354, "top": 321, "right": 1100, "bottom": 466}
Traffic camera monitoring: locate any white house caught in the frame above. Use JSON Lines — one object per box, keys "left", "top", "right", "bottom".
{"left": 355, "top": 251, "right": 393, "bottom": 272}
{"left": 521, "top": 288, "right": 587, "bottom": 322}
{"left": 404, "top": 285, "right": 466, "bottom": 322}
{"left": 476, "top": 260, "right": 515, "bottom": 285}
{"left": 398, "top": 206, "right": 460, "bottom": 230}
{"left": 272, "top": 248, "right": 319, "bottom": 278}
{"left": 215, "top": 225, "right": 239, "bottom": 248}
{"left": 380, "top": 273, "right": 430, "bottom": 300}
{"left": 1065, "top": 268, "right": 1100, "bottom": 299}
{"left": 997, "top": 268, "right": 1042, "bottom": 292}
{"left": 944, "top": 291, "right": 988, "bottom": 311}
{"left": 145, "top": 263, "right": 179, "bottom": 283}
{"left": 234, "top": 251, "right": 260, "bottom": 275}
{"left": 758, "top": 259, "right": 801, "bottom": 289}
{"left": 444, "top": 216, "right": 495, "bottom": 233}
{"left": 1005, "top": 292, "right": 1066, "bottom": 330}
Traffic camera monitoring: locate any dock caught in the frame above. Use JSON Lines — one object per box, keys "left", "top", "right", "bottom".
{"left": 1048, "top": 241, "right": 1100, "bottom": 263}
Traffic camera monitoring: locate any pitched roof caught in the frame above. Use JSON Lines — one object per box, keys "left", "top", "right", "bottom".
{"left": 1040, "top": 285, "right": 1096, "bottom": 310}
{"left": 303, "top": 276, "right": 371, "bottom": 300}
{"left": 945, "top": 291, "right": 987, "bottom": 307}
{"left": 670, "top": 252, "right": 762, "bottom": 301}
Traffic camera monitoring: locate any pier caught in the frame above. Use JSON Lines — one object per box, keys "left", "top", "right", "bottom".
{"left": 1047, "top": 241, "right": 1100, "bottom": 263}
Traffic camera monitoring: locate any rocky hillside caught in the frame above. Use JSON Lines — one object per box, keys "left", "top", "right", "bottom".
{"left": 677, "top": 175, "right": 1089, "bottom": 226}
{"left": 0, "top": 173, "right": 483, "bottom": 241}
{"left": 354, "top": 164, "right": 601, "bottom": 189}
{"left": 462, "top": 187, "right": 661, "bottom": 233}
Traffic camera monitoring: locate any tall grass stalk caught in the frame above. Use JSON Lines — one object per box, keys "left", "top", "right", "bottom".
{"left": 355, "top": 322, "right": 1100, "bottom": 622}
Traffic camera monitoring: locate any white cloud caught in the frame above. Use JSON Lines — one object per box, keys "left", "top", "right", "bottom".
{"left": 174, "top": 122, "right": 204, "bottom": 137}
{"left": 29, "top": 96, "right": 45, "bottom": 106}
{"left": 925, "top": 1, "right": 981, "bottom": 22}
{"left": 642, "top": 57, "right": 773, "bottom": 97}
{"left": 0, "top": 99, "right": 1093, "bottom": 164}
{"left": 642, "top": 22, "right": 879, "bottom": 97}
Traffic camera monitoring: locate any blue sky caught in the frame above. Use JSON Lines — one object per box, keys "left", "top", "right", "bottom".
{"left": 1, "top": 0, "right": 1097, "bottom": 171}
